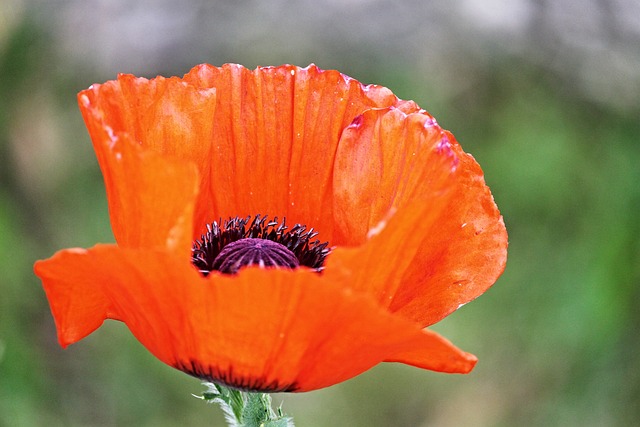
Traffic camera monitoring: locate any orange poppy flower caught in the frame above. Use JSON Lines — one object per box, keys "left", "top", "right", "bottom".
{"left": 34, "top": 64, "right": 507, "bottom": 393}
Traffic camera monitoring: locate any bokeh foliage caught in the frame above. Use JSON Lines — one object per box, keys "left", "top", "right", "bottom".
{"left": 1, "top": 2, "right": 639, "bottom": 426}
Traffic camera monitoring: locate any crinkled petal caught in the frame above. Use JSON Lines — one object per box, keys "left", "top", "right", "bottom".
{"left": 390, "top": 132, "right": 508, "bottom": 325}
{"left": 330, "top": 108, "right": 455, "bottom": 303}
{"left": 78, "top": 76, "right": 214, "bottom": 247}
{"left": 332, "top": 108, "right": 456, "bottom": 245}
{"left": 72, "top": 120, "right": 199, "bottom": 252}
{"left": 330, "top": 108, "right": 507, "bottom": 326}
{"left": 181, "top": 63, "right": 401, "bottom": 239}
{"left": 34, "top": 245, "right": 475, "bottom": 392}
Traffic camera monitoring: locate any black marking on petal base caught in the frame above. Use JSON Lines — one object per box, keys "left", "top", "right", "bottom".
{"left": 191, "top": 215, "right": 331, "bottom": 276}
{"left": 174, "top": 359, "right": 300, "bottom": 392}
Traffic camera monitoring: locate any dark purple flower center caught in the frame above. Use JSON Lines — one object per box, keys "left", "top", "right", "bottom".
{"left": 191, "top": 215, "right": 331, "bottom": 276}
{"left": 212, "top": 238, "right": 299, "bottom": 274}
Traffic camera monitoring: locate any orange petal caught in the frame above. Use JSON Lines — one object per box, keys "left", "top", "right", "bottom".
{"left": 116, "top": 75, "right": 218, "bottom": 234}
{"left": 384, "top": 328, "right": 477, "bottom": 374}
{"left": 332, "top": 107, "right": 456, "bottom": 246}
{"left": 78, "top": 74, "right": 218, "bottom": 240}
{"left": 35, "top": 247, "right": 119, "bottom": 346}
{"left": 182, "top": 64, "right": 400, "bottom": 239}
{"left": 390, "top": 132, "right": 508, "bottom": 326}
{"left": 329, "top": 108, "right": 456, "bottom": 303}
{"left": 34, "top": 245, "right": 475, "bottom": 392}
{"left": 329, "top": 108, "right": 507, "bottom": 326}
{"left": 73, "top": 117, "right": 199, "bottom": 252}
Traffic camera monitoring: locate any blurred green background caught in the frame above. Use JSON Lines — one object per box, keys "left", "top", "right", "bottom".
{"left": 1, "top": 0, "right": 639, "bottom": 426}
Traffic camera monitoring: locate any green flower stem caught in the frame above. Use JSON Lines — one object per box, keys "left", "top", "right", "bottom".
{"left": 198, "top": 382, "right": 294, "bottom": 427}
